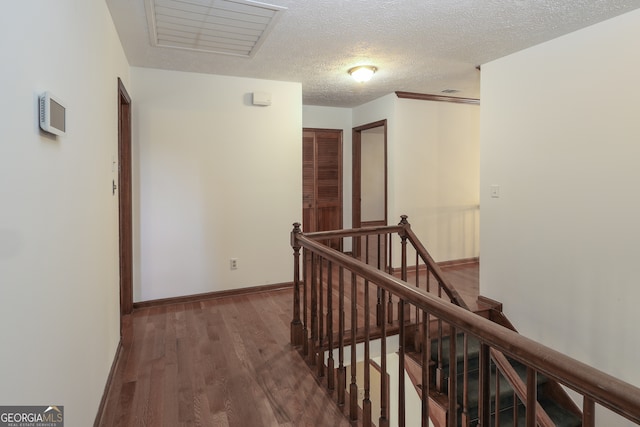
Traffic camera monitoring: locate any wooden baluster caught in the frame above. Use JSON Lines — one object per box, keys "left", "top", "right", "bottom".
{"left": 414, "top": 251, "right": 421, "bottom": 352}
{"left": 583, "top": 396, "right": 595, "bottom": 427}
{"left": 513, "top": 392, "right": 518, "bottom": 427}
{"left": 290, "top": 223, "right": 303, "bottom": 346}
{"left": 363, "top": 275, "right": 372, "bottom": 427}
{"left": 495, "top": 366, "right": 501, "bottom": 427}
{"left": 398, "top": 297, "right": 406, "bottom": 427}
{"left": 399, "top": 223, "right": 410, "bottom": 324}
{"left": 318, "top": 257, "right": 324, "bottom": 378}
{"left": 377, "top": 231, "right": 382, "bottom": 269}
{"left": 448, "top": 325, "right": 458, "bottom": 427}
{"left": 398, "top": 218, "right": 408, "bottom": 427}
{"left": 387, "top": 230, "right": 393, "bottom": 275}
{"left": 525, "top": 368, "right": 536, "bottom": 427}
{"left": 337, "top": 266, "right": 346, "bottom": 406}
{"left": 376, "top": 286, "right": 383, "bottom": 327}
{"left": 376, "top": 234, "right": 383, "bottom": 326}
{"left": 436, "top": 279, "right": 445, "bottom": 391}
{"left": 326, "top": 261, "right": 335, "bottom": 390}
{"left": 350, "top": 270, "right": 358, "bottom": 420}
{"left": 478, "top": 343, "right": 491, "bottom": 427}
{"left": 422, "top": 310, "right": 430, "bottom": 427}
{"left": 362, "top": 231, "right": 372, "bottom": 427}
{"left": 436, "top": 317, "right": 444, "bottom": 392}
{"left": 364, "top": 234, "right": 369, "bottom": 265}
{"left": 379, "top": 288, "right": 389, "bottom": 427}
{"left": 302, "top": 248, "right": 309, "bottom": 356}
{"left": 310, "top": 253, "right": 317, "bottom": 365}
{"left": 362, "top": 236, "right": 372, "bottom": 426}
{"left": 387, "top": 233, "right": 393, "bottom": 324}
{"left": 461, "top": 333, "right": 470, "bottom": 427}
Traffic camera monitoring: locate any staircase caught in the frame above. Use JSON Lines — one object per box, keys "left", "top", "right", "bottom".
{"left": 290, "top": 217, "right": 640, "bottom": 427}
{"left": 404, "top": 325, "right": 583, "bottom": 427}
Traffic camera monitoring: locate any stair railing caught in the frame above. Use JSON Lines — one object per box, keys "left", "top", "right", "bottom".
{"left": 400, "top": 218, "right": 470, "bottom": 311}
{"left": 490, "top": 348, "right": 555, "bottom": 427}
{"left": 290, "top": 216, "right": 640, "bottom": 427}
{"left": 402, "top": 217, "right": 570, "bottom": 425}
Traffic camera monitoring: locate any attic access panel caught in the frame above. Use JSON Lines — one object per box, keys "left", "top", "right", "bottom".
{"left": 146, "top": 0, "right": 286, "bottom": 57}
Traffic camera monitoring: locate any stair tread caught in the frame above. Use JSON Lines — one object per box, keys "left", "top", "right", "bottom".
{"left": 479, "top": 400, "right": 582, "bottom": 427}
{"left": 416, "top": 333, "right": 581, "bottom": 427}
{"left": 430, "top": 333, "right": 481, "bottom": 368}
{"left": 538, "top": 396, "right": 582, "bottom": 427}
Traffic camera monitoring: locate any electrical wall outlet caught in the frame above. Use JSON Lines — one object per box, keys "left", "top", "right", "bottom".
{"left": 230, "top": 258, "right": 238, "bottom": 270}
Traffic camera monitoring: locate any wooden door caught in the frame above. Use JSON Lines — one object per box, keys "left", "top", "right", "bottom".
{"left": 302, "top": 129, "right": 343, "bottom": 249}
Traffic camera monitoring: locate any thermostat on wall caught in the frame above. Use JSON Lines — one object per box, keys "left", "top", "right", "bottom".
{"left": 39, "top": 91, "right": 66, "bottom": 136}
{"left": 252, "top": 91, "right": 271, "bottom": 106}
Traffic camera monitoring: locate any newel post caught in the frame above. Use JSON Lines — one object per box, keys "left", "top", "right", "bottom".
{"left": 290, "top": 222, "right": 304, "bottom": 346}
{"left": 398, "top": 215, "right": 412, "bottom": 322}
{"left": 398, "top": 215, "right": 409, "bottom": 281}
{"left": 397, "top": 215, "right": 409, "bottom": 426}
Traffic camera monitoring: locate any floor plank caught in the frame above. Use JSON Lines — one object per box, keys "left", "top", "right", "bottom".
{"left": 99, "top": 290, "right": 354, "bottom": 427}
{"left": 99, "top": 262, "right": 480, "bottom": 427}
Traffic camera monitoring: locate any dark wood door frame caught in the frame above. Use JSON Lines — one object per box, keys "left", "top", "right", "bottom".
{"left": 352, "top": 119, "right": 388, "bottom": 228}
{"left": 117, "top": 78, "right": 133, "bottom": 328}
{"left": 352, "top": 120, "right": 388, "bottom": 257}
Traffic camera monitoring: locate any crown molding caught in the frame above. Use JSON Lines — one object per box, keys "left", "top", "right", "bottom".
{"left": 395, "top": 91, "right": 480, "bottom": 105}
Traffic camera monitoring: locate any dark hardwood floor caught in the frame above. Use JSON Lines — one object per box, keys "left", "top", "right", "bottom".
{"left": 98, "top": 262, "right": 479, "bottom": 426}
{"left": 98, "top": 290, "right": 354, "bottom": 427}
{"left": 430, "top": 260, "right": 480, "bottom": 311}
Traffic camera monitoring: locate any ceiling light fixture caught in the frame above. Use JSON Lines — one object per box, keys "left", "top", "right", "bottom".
{"left": 348, "top": 65, "right": 377, "bottom": 83}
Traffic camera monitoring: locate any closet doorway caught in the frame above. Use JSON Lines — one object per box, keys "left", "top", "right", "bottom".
{"left": 302, "top": 128, "right": 343, "bottom": 249}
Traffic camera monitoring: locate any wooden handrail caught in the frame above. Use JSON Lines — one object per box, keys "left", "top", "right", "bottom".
{"left": 293, "top": 231, "right": 640, "bottom": 424}
{"left": 303, "top": 219, "right": 469, "bottom": 310}
{"left": 402, "top": 225, "right": 470, "bottom": 310}
{"left": 302, "top": 224, "right": 404, "bottom": 239}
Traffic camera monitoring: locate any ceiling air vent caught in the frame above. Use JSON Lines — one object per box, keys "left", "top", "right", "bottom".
{"left": 145, "top": 0, "right": 286, "bottom": 57}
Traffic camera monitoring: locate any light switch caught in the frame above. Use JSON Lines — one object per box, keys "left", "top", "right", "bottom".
{"left": 490, "top": 185, "right": 500, "bottom": 198}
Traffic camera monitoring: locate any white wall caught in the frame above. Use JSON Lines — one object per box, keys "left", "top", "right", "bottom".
{"left": 480, "top": 9, "right": 640, "bottom": 425}
{"left": 394, "top": 99, "right": 480, "bottom": 262}
{"left": 133, "top": 68, "right": 301, "bottom": 301}
{"left": 0, "top": 2, "right": 129, "bottom": 426}
{"left": 361, "top": 128, "right": 386, "bottom": 222}
{"left": 354, "top": 95, "right": 480, "bottom": 264}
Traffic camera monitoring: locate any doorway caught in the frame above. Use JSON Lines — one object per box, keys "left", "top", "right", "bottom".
{"left": 353, "top": 120, "right": 387, "bottom": 228}
{"left": 352, "top": 120, "right": 388, "bottom": 257}
{"left": 117, "top": 78, "right": 133, "bottom": 330}
{"left": 302, "top": 128, "right": 343, "bottom": 249}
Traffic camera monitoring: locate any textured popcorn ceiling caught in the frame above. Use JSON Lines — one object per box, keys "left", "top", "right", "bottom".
{"left": 107, "top": 0, "right": 640, "bottom": 107}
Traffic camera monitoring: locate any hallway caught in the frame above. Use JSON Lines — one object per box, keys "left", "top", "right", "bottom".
{"left": 97, "top": 263, "right": 479, "bottom": 426}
